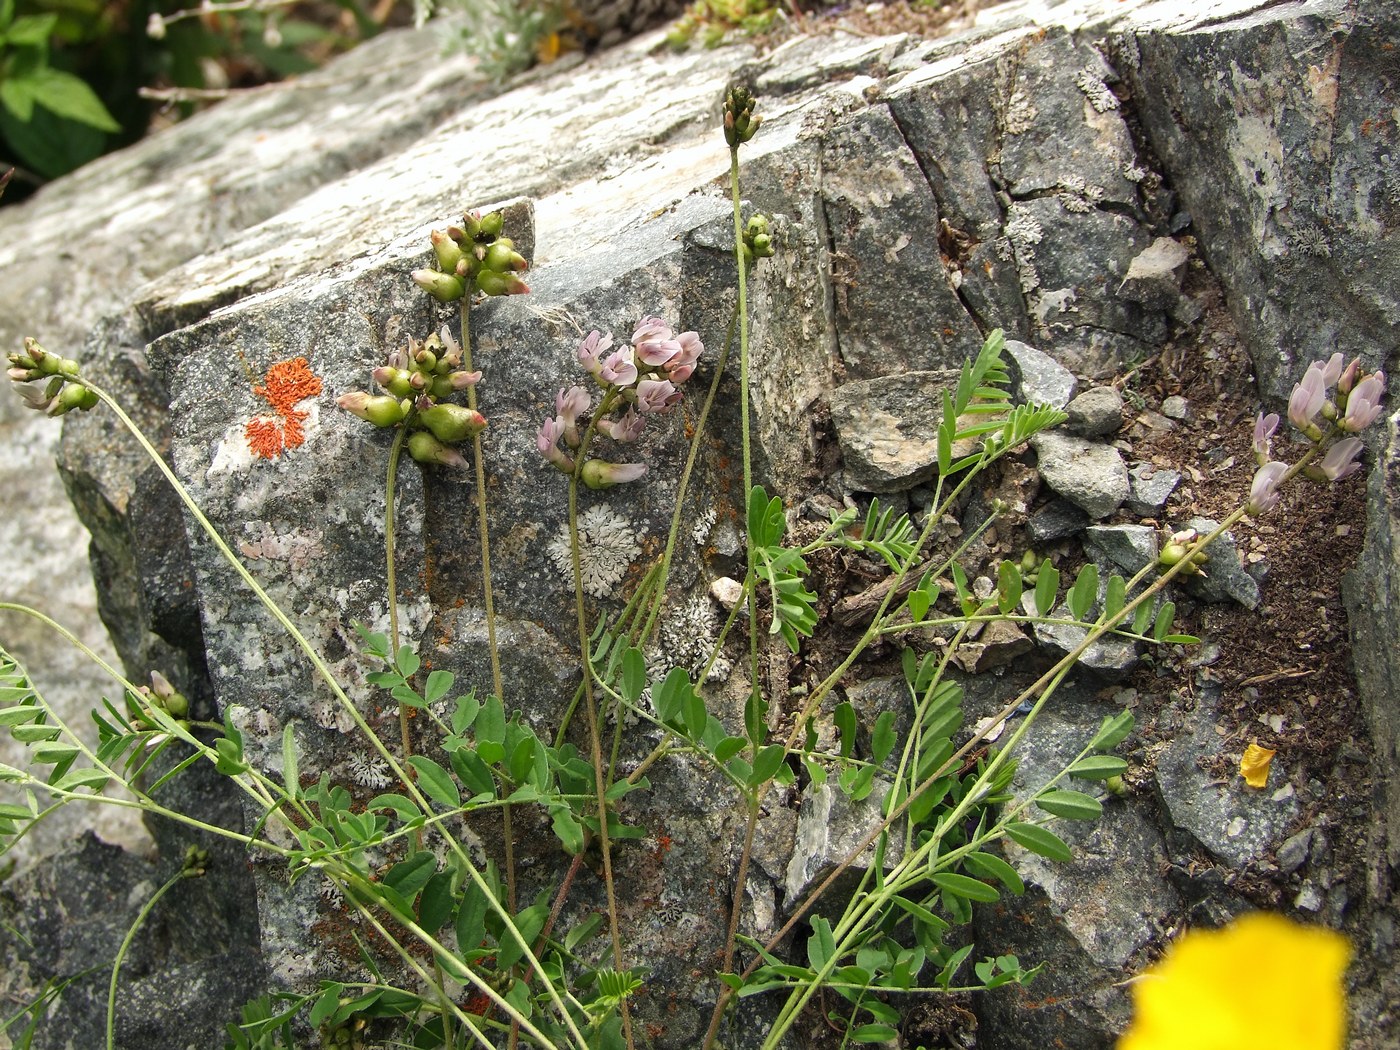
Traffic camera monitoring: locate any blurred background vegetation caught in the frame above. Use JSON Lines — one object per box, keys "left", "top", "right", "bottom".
{"left": 0, "top": 0, "right": 407, "bottom": 201}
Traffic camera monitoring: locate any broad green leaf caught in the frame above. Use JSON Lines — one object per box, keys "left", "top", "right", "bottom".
{"left": 1103, "top": 574, "right": 1127, "bottom": 621}
{"left": 996, "top": 560, "right": 1022, "bottom": 614}
{"left": 550, "top": 804, "right": 584, "bottom": 855}
{"left": 962, "top": 851, "right": 1025, "bottom": 895}
{"left": 834, "top": 702, "right": 856, "bottom": 759}
{"left": 450, "top": 748, "right": 495, "bottom": 797}
{"left": 455, "top": 889, "right": 488, "bottom": 954}
{"left": 9, "top": 724, "right": 60, "bottom": 742}
{"left": 1131, "top": 597, "right": 1154, "bottom": 635}
{"left": 1035, "top": 789, "right": 1102, "bottom": 821}
{"left": 395, "top": 645, "right": 420, "bottom": 679}
{"left": 423, "top": 670, "right": 454, "bottom": 705}
{"left": 367, "top": 793, "right": 423, "bottom": 822}
{"left": 49, "top": 768, "right": 109, "bottom": 792}
{"left": 1069, "top": 755, "right": 1128, "bottom": 780}
{"left": 714, "top": 735, "right": 747, "bottom": 763}
{"left": 477, "top": 694, "right": 506, "bottom": 745}
{"left": 1068, "top": 563, "right": 1098, "bottom": 621}
{"left": 931, "top": 871, "right": 999, "bottom": 902}
{"left": 1089, "top": 711, "right": 1135, "bottom": 751}
{"left": 683, "top": 687, "right": 707, "bottom": 740}
{"left": 407, "top": 756, "right": 460, "bottom": 808}
{"left": 1152, "top": 601, "right": 1176, "bottom": 642}
{"left": 906, "top": 583, "right": 931, "bottom": 622}
{"left": 871, "top": 710, "right": 896, "bottom": 765}
{"left": 621, "top": 647, "right": 646, "bottom": 703}
{"left": 852, "top": 1025, "right": 899, "bottom": 1043}
{"left": 1005, "top": 822, "right": 1073, "bottom": 862}
{"left": 1033, "top": 564, "right": 1059, "bottom": 617}
{"left": 936, "top": 944, "right": 973, "bottom": 990}
{"left": 749, "top": 744, "right": 787, "bottom": 787}
{"left": 653, "top": 667, "right": 693, "bottom": 728}
{"left": 281, "top": 724, "right": 299, "bottom": 799}
{"left": 807, "top": 915, "right": 836, "bottom": 970}
{"left": 451, "top": 692, "right": 480, "bottom": 735}
{"left": 383, "top": 851, "right": 438, "bottom": 899}
{"left": 417, "top": 873, "right": 456, "bottom": 935}
{"left": 0, "top": 706, "right": 42, "bottom": 726}
{"left": 508, "top": 735, "right": 537, "bottom": 786}
{"left": 495, "top": 903, "right": 549, "bottom": 969}
{"left": 309, "top": 984, "right": 341, "bottom": 1028}
{"left": 32, "top": 743, "right": 77, "bottom": 765}
{"left": 1162, "top": 633, "right": 1201, "bottom": 645}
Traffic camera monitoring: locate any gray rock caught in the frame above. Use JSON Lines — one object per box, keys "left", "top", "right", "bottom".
{"left": 1155, "top": 696, "right": 1299, "bottom": 868}
{"left": 1160, "top": 394, "right": 1190, "bottom": 420}
{"left": 1117, "top": 236, "right": 1190, "bottom": 311}
{"left": 1031, "top": 432, "right": 1130, "bottom": 520}
{"left": 1028, "top": 498, "right": 1091, "bottom": 543}
{"left": 1004, "top": 338, "right": 1077, "bottom": 409}
{"left": 1276, "top": 827, "right": 1314, "bottom": 874}
{"left": 1124, "top": 461, "right": 1181, "bottom": 515}
{"left": 829, "top": 369, "right": 958, "bottom": 491}
{"left": 1065, "top": 386, "right": 1125, "bottom": 437}
{"left": 1183, "top": 517, "right": 1261, "bottom": 610}
{"left": 784, "top": 781, "right": 903, "bottom": 908}
{"left": 974, "top": 688, "right": 1177, "bottom": 1049}
{"left": 1083, "top": 524, "right": 1158, "bottom": 575}
{"left": 1032, "top": 602, "right": 1140, "bottom": 681}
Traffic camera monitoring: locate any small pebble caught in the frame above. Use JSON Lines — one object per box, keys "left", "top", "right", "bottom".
{"left": 1161, "top": 395, "right": 1190, "bottom": 420}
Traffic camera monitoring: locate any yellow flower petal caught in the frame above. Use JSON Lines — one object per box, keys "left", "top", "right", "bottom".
{"left": 1240, "top": 741, "right": 1277, "bottom": 788}
{"left": 1118, "top": 913, "right": 1351, "bottom": 1050}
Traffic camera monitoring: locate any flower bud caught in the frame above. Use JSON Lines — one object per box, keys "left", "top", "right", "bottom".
{"left": 337, "top": 392, "right": 405, "bottom": 428}
{"left": 412, "top": 268, "right": 466, "bottom": 303}
{"left": 483, "top": 239, "right": 528, "bottom": 274}
{"left": 582, "top": 459, "right": 648, "bottom": 489}
{"left": 418, "top": 403, "right": 487, "bottom": 443}
{"left": 476, "top": 210, "right": 504, "bottom": 241}
{"left": 408, "top": 430, "right": 468, "bottom": 469}
{"left": 460, "top": 213, "right": 482, "bottom": 242}
{"left": 48, "top": 383, "right": 96, "bottom": 416}
{"left": 723, "top": 85, "right": 761, "bottom": 147}
{"left": 475, "top": 270, "right": 530, "bottom": 297}
{"left": 1158, "top": 529, "right": 1208, "bottom": 575}
{"left": 431, "top": 229, "right": 467, "bottom": 273}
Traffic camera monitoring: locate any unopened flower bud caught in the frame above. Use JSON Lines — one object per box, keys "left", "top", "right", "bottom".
{"left": 48, "top": 383, "right": 97, "bottom": 415}
{"left": 1158, "top": 529, "right": 1208, "bottom": 575}
{"left": 460, "top": 213, "right": 482, "bottom": 241}
{"left": 408, "top": 430, "right": 468, "bottom": 469}
{"left": 723, "top": 85, "right": 761, "bottom": 147}
{"left": 418, "top": 403, "right": 487, "bottom": 443}
{"left": 582, "top": 459, "right": 648, "bottom": 489}
{"left": 475, "top": 270, "right": 530, "bottom": 297}
{"left": 337, "top": 392, "right": 405, "bottom": 427}
{"left": 431, "top": 229, "right": 467, "bottom": 273}
{"left": 446, "top": 369, "right": 482, "bottom": 390}
{"left": 412, "top": 268, "right": 466, "bottom": 303}
{"left": 483, "top": 239, "right": 528, "bottom": 274}
{"left": 476, "top": 210, "right": 504, "bottom": 241}
{"left": 414, "top": 347, "right": 438, "bottom": 372}
{"left": 373, "top": 367, "right": 414, "bottom": 398}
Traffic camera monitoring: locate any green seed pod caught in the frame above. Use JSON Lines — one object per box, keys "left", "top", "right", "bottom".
{"left": 419, "top": 403, "right": 487, "bottom": 444}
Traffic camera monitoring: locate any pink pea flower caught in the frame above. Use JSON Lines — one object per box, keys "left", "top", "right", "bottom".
{"left": 1341, "top": 371, "right": 1385, "bottom": 432}
{"left": 1319, "top": 437, "right": 1364, "bottom": 480}
{"left": 635, "top": 378, "right": 680, "bottom": 413}
{"left": 600, "top": 346, "right": 638, "bottom": 387}
{"left": 536, "top": 416, "right": 574, "bottom": 474}
{"left": 1252, "top": 412, "right": 1279, "bottom": 464}
{"left": 1319, "top": 352, "right": 1346, "bottom": 388}
{"left": 577, "top": 331, "right": 614, "bottom": 377}
{"left": 1287, "top": 365, "right": 1327, "bottom": 431}
{"left": 1247, "top": 460, "right": 1289, "bottom": 515}
{"left": 556, "top": 385, "right": 590, "bottom": 446}
{"left": 633, "top": 317, "right": 682, "bottom": 368}
{"left": 666, "top": 331, "right": 704, "bottom": 384}
{"left": 596, "top": 409, "right": 646, "bottom": 443}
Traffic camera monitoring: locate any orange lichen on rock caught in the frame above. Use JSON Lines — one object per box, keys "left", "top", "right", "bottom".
{"left": 245, "top": 356, "right": 323, "bottom": 459}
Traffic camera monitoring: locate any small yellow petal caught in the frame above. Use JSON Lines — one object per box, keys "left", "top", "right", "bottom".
{"left": 1119, "top": 913, "right": 1351, "bottom": 1050}
{"left": 1239, "top": 741, "right": 1276, "bottom": 788}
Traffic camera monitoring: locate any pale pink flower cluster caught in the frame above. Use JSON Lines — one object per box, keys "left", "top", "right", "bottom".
{"left": 537, "top": 317, "right": 703, "bottom": 488}
{"left": 1249, "top": 353, "right": 1386, "bottom": 514}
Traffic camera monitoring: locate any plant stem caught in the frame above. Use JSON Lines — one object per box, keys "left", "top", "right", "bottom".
{"left": 107, "top": 857, "right": 203, "bottom": 1050}
{"left": 457, "top": 300, "right": 516, "bottom": 918}
{"left": 384, "top": 421, "right": 416, "bottom": 767}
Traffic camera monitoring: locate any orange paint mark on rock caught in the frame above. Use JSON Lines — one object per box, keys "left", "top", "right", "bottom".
{"left": 244, "top": 356, "right": 323, "bottom": 459}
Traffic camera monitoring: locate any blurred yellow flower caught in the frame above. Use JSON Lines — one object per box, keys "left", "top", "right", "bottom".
{"left": 1118, "top": 913, "right": 1350, "bottom": 1050}
{"left": 1239, "top": 741, "right": 1276, "bottom": 788}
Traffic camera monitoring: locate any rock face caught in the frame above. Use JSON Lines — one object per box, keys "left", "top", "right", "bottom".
{"left": 2, "top": 1, "right": 1398, "bottom": 1049}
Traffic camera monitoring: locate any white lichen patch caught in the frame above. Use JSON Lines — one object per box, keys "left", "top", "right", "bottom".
{"left": 1003, "top": 204, "right": 1045, "bottom": 293}
{"left": 547, "top": 503, "right": 644, "bottom": 598}
{"left": 1058, "top": 175, "right": 1105, "bottom": 214}
{"left": 1074, "top": 68, "right": 1121, "bottom": 113}
{"left": 1123, "top": 162, "right": 1149, "bottom": 183}
{"left": 311, "top": 694, "right": 357, "bottom": 734}
{"left": 660, "top": 591, "right": 719, "bottom": 678}
{"left": 345, "top": 750, "right": 392, "bottom": 789}
{"left": 1291, "top": 223, "right": 1332, "bottom": 258}
{"left": 691, "top": 508, "right": 717, "bottom": 546}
